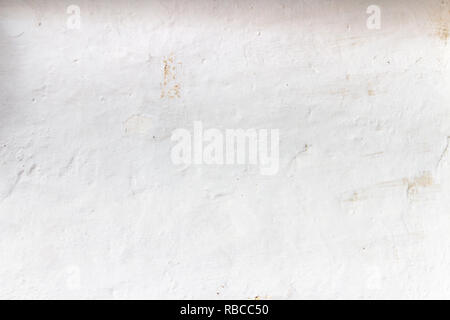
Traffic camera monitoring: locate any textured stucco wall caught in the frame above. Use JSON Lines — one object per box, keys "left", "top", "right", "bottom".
{"left": 0, "top": 0, "right": 450, "bottom": 299}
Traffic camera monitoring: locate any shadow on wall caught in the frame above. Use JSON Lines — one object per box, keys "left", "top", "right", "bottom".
{"left": 0, "top": 0, "right": 28, "bottom": 141}
{"left": 0, "top": 21, "right": 16, "bottom": 201}
{"left": 0, "top": 24, "right": 12, "bottom": 141}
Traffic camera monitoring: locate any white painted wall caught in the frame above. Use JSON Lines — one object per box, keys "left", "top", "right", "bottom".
{"left": 0, "top": 0, "right": 449, "bottom": 299}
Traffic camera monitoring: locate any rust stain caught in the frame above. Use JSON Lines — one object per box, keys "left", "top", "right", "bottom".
{"left": 345, "top": 192, "right": 361, "bottom": 203}
{"left": 343, "top": 171, "right": 435, "bottom": 205}
{"left": 431, "top": 1, "right": 450, "bottom": 43}
{"left": 161, "top": 54, "right": 181, "bottom": 99}
{"left": 436, "top": 21, "right": 449, "bottom": 42}
{"left": 367, "top": 81, "right": 376, "bottom": 96}
{"left": 413, "top": 174, "right": 433, "bottom": 188}
{"left": 403, "top": 172, "right": 434, "bottom": 198}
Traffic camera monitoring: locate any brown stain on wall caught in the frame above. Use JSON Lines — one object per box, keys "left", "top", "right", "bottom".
{"left": 161, "top": 55, "right": 181, "bottom": 99}
{"left": 345, "top": 191, "right": 364, "bottom": 203}
{"left": 431, "top": 0, "right": 450, "bottom": 43}
{"left": 435, "top": 18, "right": 449, "bottom": 42}
{"left": 437, "top": 24, "right": 449, "bottom": 41}
{"left": 342, "top": 172, "right": 436, "bottom": 205}
{"left": 403, "top": 172, "right": 434, "bottom": 198}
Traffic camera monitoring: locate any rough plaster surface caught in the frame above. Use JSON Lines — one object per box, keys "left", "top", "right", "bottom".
{"left": 0, "top": 0, "right": 450, "bottom": 299}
